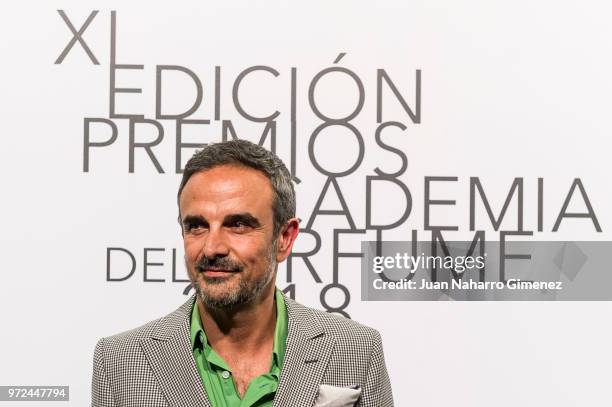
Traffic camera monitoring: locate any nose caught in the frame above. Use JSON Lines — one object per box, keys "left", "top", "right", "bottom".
{"left": 201, "top": 226, "right": 230, "bottom": 259}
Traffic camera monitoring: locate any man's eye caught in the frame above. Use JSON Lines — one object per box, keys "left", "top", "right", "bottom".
{"left": 231, "top": 221, "right": 249, "bottom": 230}
{"left": 186, "top": 223, "right": 204, "bottom": 232}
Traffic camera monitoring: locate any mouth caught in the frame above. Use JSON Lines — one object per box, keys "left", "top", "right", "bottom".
{"left": 198, "top": 267, "right": 238, "bottom": 278}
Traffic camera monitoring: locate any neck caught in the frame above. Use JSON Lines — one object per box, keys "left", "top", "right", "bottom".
{"left": 196, "top": 283, "right": 277, "bottom": 351}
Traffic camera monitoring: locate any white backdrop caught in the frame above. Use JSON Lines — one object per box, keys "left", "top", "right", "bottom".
{"left": 2, "top": 1, "right": 612, "bottom": 406}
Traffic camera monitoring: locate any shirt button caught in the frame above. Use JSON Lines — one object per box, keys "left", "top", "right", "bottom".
{"left": 221, "top": 371, "right": 230, "bottom": 379}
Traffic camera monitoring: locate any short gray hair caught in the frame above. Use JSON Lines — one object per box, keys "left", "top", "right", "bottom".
{"left": 178, "top": 140, "right": 296, "bottom": 236}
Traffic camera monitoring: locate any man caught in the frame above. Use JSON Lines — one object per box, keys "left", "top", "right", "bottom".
{"left": 91, "top": 140, "right": 393, "bottom": 406}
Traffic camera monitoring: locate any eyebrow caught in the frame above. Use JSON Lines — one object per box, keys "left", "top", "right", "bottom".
{"left": 223, "top": 213, "right": 261, "bottom": 228}
{"left": 181, "top": 213, "right": 262, "bottom": 228}
{"left": 182, "top": 215, "right": 207, "bottom": 226}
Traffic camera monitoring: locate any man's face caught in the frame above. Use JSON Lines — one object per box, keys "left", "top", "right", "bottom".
{"left": 179, "top": 164, "right": 279, "bottom": 309}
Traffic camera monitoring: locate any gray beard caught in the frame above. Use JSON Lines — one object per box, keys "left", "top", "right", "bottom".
{"left": 192, "top": 240, "right": 277, "bottom": 309}
{"left": 194, "top": 266, "right": 275, "bottom": 309}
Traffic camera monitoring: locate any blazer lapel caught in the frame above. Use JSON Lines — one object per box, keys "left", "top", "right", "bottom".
{"left": 274, "top": 297, "right": 336, "bottom": 407}
{"left": 139, "top": 295, "right": 212, "bottom": 407}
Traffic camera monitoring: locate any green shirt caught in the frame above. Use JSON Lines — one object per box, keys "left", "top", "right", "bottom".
{"left": 190, "top": 289, "right": 288, "bottom": 407}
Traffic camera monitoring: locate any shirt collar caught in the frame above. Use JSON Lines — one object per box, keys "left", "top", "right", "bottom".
{"left": 272, "top": 289, "right": 287, "bottom": 368}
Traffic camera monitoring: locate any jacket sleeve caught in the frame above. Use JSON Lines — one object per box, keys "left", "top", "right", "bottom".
{"left": 91, "top": 338, "right": 117, "bottom": 407}
{"left": 360, "top": 330, "right": 394, "bottom": 406}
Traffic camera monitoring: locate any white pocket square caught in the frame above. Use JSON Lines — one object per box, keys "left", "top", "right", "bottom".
{"left": 314, "top": 384, "right": 362, "bottom": 407}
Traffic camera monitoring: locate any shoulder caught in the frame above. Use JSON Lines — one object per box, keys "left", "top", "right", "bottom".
{"left": 94, "top": 295, "right": 195, "bottom": 356}
{"left": 94, "top": 317, "right": 159, "bottom": 358}
{"left": 284, "top": 296, "right": 381, "bottom": 346}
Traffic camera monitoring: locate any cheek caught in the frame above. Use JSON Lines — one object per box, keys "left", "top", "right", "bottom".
{"left": 183, "top": 238, "right": 202, "bottom": 264}
{"left": 231, "top": 238, "right": 273, "bottom": 265}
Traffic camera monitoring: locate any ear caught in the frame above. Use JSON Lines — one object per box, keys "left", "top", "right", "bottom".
{"left": 275, "top": 218, "right": 300, "bottom": 263}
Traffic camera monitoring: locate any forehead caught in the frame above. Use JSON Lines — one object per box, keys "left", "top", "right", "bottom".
{"left": 179, "top": 164, "right": 275, "bottom": 218}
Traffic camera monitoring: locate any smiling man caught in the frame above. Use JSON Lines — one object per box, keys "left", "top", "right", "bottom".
{"left": 91, "top": 140, "right": 394, "bottom": 407}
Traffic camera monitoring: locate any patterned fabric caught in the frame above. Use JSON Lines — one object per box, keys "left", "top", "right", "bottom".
{"left": 91, "top": 293, "right": 394, "bottom": 407}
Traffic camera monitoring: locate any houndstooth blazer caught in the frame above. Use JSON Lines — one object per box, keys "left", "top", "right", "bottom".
{"left": 91, "top": 294, "right": 394, "bottom": 406}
